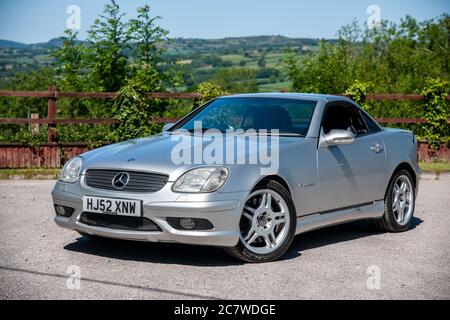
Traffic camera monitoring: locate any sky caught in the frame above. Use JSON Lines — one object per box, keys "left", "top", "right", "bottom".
{"left": 0, "top": 0, "right": 449, "bottom": 44}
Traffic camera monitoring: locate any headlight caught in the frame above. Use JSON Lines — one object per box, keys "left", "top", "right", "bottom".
{"left": 59, "top": 157, "right": 83, "bottom": 183}
{"left": 172, "top": 167, "right": 229, "bottom": 193}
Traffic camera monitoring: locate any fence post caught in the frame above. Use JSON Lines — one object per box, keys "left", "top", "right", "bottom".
{"left": 47, "top": 85, "right": 57, "bottom": 143}
{"left": 30, "top": 113, "right": 39, "bottom": 134}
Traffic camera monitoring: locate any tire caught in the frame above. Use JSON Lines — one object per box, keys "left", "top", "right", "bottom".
{"left": 375, "top": 169, "right": 416, "bottom": 232}
{"left": 225, "top": 180, "right": 297, "bottom": 263}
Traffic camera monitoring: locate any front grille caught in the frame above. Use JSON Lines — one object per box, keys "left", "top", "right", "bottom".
{"left": 80, "top": 212, "right": 162, "bottom": 232}
{"left": 85, "top": 169, "right": 168, "bottom": 193}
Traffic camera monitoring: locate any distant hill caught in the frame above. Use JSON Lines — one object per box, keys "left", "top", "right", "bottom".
{"left": 31, "top": 37, "right": 68, "bottom": 49}
{"left": 0, "top": 35, "right": 331, "bottom": 51}
{"left": 165, "top": 35, "right": 333, "bottom": 55}
{"left": 0, "top": 37, "right": 81, "bottom": 49}
{"left": 0, "top": 35, "right": 335, "bottom": 90}
{"left": 0, "top": 39, "right": 30, "bottom": 49}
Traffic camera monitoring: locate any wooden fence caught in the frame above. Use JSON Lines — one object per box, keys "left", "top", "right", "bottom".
{"left": 0, "top": 87, "right": 449, "bottom": 168}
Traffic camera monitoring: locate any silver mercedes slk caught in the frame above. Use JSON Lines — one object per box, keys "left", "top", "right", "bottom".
{"left": 52, "top": 93, "right": 421, "bottom": 262}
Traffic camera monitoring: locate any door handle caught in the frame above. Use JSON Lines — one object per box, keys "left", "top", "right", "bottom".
{"left": 370, "top": 143, "right": 384, "bottom": 153}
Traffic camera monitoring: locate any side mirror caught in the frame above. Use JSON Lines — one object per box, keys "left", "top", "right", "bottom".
{"left": 162, "top": 123, "right": 175, "bottom": 132}
{"left": 324, "top": 129, "right": 355, "bottom": 146}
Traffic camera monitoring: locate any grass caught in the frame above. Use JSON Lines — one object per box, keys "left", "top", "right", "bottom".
{"left": 220, "top": 54, "right": 245, "bottom": 63}
{"left": 419, "top": 161, "right": 450, "bottom": 173}
{"left": 258, "top": 80, "right": 292, "bottom": 92}
{"left": 0, "top": 162, "right": 448, "bottom": 180}
{"left": 0, "top": 168, "right": 60, "bottom": 180}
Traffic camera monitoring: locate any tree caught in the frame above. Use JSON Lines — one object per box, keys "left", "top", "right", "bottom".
{"left": 0, "top": 68, "right": 55, "bottom": 118}
{"left": 212, "top": 68, "right": 258, "bottom": 93}
{"left": 196, "top": 82, "right": 228, "bottom": 104}
{"left": 52, "top": 29, "right": 84, "bottom": 91}
{"left": 0, "top": 67, "right": 56, "bottom": 144}
{"left": 128, "top": 5, "right": 168, "bottom": 68}
{"left": 285, "top": 40, "right": 356, "bottom": 94}
{"left": 258, "top": 53, "right": 267, "bottom": 68}
{"left": 110, "top": 77, "right": 156, "bottom": 142}
{"left": 285, "top": 14, "right": 450, "bottom": 151}
{"left": 127, "top": 5, "right": 173, "bottom": 93}
{"left": 85, "top": 0, "right": 129, "bottom": 92}
{"left": 285, "top": 14, "right": 450, "bottom": 94}
{"left": 53, "top": 30, "right": 94, "bottom": 117}
{"left": 420, "top": 79, "right": 450, "bottom": 154}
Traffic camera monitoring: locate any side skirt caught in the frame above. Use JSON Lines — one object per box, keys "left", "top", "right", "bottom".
{"left": 295, "top": 200, "right": 385, "bottom": 235}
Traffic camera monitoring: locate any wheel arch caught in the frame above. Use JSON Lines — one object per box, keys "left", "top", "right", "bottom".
{"left": 385, "top": 162, "right": 417, "bottom": 197}
{"left": 253, "top": 175, "right": 292, "bottom": 195}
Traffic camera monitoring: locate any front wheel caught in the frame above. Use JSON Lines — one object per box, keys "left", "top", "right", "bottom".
{"left": 225, "top": 181, "right": 296, "bottom": 263}
{"left": 375, "top": 169, "right": 416, "bottom": 232}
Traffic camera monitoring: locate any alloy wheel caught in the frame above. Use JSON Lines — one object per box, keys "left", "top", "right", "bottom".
{"left": 239, "top": 189, "right": 290, "bottom": 255}
{"left": 391, "top": 175, "right": 414, "bottom": 226}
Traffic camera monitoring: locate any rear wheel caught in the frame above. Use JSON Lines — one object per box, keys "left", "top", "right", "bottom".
{"left": 225, "top": 181, "right": 296, "bottom": 263}
{"left": 375, "top": 169, "right": 415, "bottom": 232}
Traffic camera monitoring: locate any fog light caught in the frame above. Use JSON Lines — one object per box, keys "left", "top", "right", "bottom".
{"left": 54, "top": 205, "right": 74, "bottom": 217}
{"left": 166, "top": 217, "right": 214, "bottom": 231}
{"left": 179, "top": 218, "right": 196, "bottom": 230}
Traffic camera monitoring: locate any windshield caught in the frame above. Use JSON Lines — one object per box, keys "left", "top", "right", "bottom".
{"left": 170, "top": 97, "right": 317, "bottom": 136}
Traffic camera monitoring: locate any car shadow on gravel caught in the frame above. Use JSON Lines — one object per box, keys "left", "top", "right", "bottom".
{"left": 64, "top": 238, "right": 246, "bottom": 267}
{"left": 63, "top": 217, "right": 423, "bottom": 266}
{"left": 285, "top": 217, "right": 423, "bottom": 258}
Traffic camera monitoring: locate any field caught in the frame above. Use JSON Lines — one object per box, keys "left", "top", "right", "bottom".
{"left": 0, "top": 36, "right": 324, "bottom": 91}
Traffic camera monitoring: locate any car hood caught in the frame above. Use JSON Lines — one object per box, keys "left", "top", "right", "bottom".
{"left": 80, "top": 133, "right": 301, "bottom": 181}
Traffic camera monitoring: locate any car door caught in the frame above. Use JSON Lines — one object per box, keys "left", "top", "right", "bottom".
{"left": 317, "top": 102, "right": 387, "bottom": 212}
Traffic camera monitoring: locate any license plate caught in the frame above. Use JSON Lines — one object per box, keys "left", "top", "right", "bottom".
{"left": 82, "top": 196, "right": 142, "bottom": 217}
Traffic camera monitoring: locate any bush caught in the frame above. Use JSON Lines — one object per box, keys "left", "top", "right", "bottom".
{"left": 109, "top": 78, "right": 161, "bottom": 142}
{"left": 345, "top": 80, "right": 374, "bottom": 110}
{"left": 196, "top": 82, "right": 228, "bottom": 104}
{"left": 285, "top": 15, "right": 450, "bottom": 148}
{"left": 212, "top": 68, "right": 258, "bottom": 93}
{"left": 420, "top": 79, "right": 449, "bottom": 153}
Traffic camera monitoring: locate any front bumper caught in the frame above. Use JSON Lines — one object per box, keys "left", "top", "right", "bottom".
{"left": 52, "top": 180, "right": 247, "bottom": 247}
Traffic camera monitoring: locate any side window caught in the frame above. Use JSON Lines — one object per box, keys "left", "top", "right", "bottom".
{"left": 361, "top": 112, "right": 381, "bottom": 133}
{"left": 322, "top": 103, "right": 368, "bottom": 136}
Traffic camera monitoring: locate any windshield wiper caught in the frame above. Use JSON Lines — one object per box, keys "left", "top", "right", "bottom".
{"left": 186, "top": 127, "right": 222, "bottom": 133}
{"left": 278, "top": 132, "right": 303, "bottom": 137}
{"left": 244, "top": 131, "right": 303, "bottom": 137}
{"left": 177, "top": 128, "right": 303, "bottom": 137}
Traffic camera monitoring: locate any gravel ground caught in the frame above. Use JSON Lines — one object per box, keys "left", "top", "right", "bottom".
{"left": 0, "top": 174, "right": 449, "bottom": 300}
